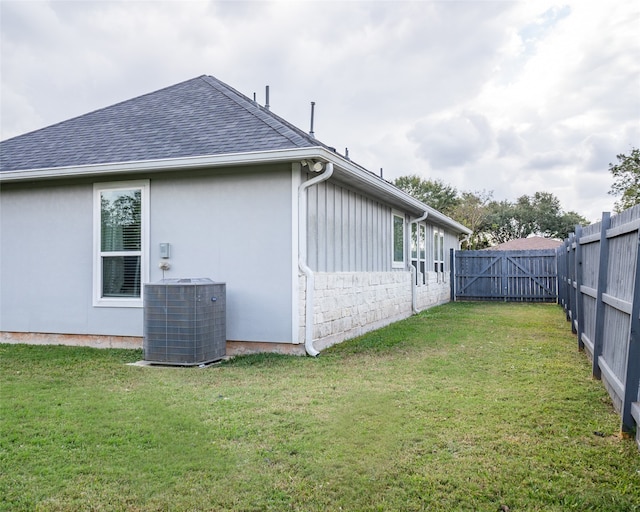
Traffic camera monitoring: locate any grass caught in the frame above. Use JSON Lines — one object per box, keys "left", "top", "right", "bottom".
{"left": 1, "top": 302, "right": 639, "bottom": 511}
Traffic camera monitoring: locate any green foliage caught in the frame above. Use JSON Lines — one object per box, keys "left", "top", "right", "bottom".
{"left": 394, "top": 174, "right": 586, "bottom": 246}
{"left": 451, "top": 190, "right": 493, "bottom": 249}
{"left": 484, "top": 192, "right": 588, "bottom": 244}
{"left": 393, "top": 175, "right": 460, "bottom": 217}
{"left": 2, "top": 304, "right": 639, "bottom": 511}
{"left": 608, "top": 147, "right": 640, "bottom": 212}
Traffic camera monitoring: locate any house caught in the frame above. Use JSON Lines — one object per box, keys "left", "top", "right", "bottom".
{"left": 488, "top": 236, "right": 563, "bottom": 251}
{"left": 0, "top": 75, "right": 472, "bottom": 356}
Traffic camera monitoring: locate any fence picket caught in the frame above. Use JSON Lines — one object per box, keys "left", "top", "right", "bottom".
{"left": 557, "top": 206, "right": 640, "bottom": 445}
{"left": 453, "top": 249, "right": 557, "bottom": 302}
{"left": 621, "top": 229, "right": 640, "bottom": 436}
{"left": 575, "top": 225, "right": 585, "bottom": 351}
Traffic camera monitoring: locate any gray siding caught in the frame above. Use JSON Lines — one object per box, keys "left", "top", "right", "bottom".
{"left": 0, "top": 165, "right": 295, "bottom": 343}
{"left": 305, "top": 177, "right": 462, "bottom": 273}
{"left": 306, "top": 179, "right": 391, "bottom": 272}
{"left": 150, "top": 167, "right": 294, "bottom": 343}
{"left": 0, "top": 181, "right": 142, "bottom": 336}
{"left": 443, "top": 230, "right": 459, "bottom": 272}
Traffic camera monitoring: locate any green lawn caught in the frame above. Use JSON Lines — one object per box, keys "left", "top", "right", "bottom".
{"left": 1, "top": 302, "right": 639, "bottom": 511}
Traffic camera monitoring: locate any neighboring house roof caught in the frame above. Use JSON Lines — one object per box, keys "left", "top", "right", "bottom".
{"left": 488, "top": 236, "right": 563, "bottom": 251}
{"left": 0, "top": 74, "right": 472, "bottom": 235}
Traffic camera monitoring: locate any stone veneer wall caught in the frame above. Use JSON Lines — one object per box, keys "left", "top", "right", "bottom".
{"left": 416, "top": 272, "right": 452, "bottom": 311}
{"left": 299, "top": 271, "right": 451, "bottom": 352}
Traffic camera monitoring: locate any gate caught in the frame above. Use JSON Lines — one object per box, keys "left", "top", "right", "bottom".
{"left": 452, "top": 249, "right": 557, "bottom": 302}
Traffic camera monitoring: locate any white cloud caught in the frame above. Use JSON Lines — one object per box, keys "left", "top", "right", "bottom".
{"left": 409, "top": 111, "right": 493, "bottom": 168}
{"left": 1, "top": 0, "right": 638, "bottom": 224}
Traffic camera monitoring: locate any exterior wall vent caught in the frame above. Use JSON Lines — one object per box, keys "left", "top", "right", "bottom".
{"left": 143, "top": 278, "right": 226, "bottom": 365}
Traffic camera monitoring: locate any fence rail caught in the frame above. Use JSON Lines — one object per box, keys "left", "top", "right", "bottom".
{"left": 558, "top": 204, "right": 640, "bottom": 447}
{"left": 452, "top": 249, "right": 557, "bottom": 302}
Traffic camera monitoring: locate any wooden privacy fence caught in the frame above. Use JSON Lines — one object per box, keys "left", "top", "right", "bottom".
{"left": 557, "top": 204, "right": 640, "bottom": 445}
{"left": 451, "top": 249, "right": 557, "bottom": 302}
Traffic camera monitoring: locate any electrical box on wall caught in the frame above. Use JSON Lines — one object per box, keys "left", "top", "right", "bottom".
{"left": 159, "top": 243, "right": 171, "bottom": 259}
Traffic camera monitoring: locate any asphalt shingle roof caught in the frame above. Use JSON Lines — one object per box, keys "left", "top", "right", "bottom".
{"left": 1, "top": 75, "right": 322, "bottom": 172}
{"left": 488, "top": 236, "right": 563, "bottom": 251}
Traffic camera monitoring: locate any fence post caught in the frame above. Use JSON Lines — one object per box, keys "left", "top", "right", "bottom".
{"left": 592, "top": 212, "right": 611, "bottom": 380}
{"left": 555, "top": 247, "right": 560, "bottom": 305}
{"left": 574, "top": 225, "right": 585, "bottom": 351}
{"left": 569, "top": 233, "right": 577, "bottom": 333}
{"left": 563, "top": 238, "right": 571, "bottom": 314}
{"left": 501, "top": 253, "right": 508, "bottom": 301}
{"left": 557, "top": 243, "right": 566, "bottom": 309}
{"left": 621, "top": 227, "right": 640, "bottom": 435}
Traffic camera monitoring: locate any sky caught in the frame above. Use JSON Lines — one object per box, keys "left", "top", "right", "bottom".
{"left": 1, "top": 0, "right": 639, "bottom": 223}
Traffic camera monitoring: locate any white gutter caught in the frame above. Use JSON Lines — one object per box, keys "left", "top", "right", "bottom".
{"left": 0, "top": 147, "right": 333, "bottom": 182}
{"left": 298, "top": 161, "right": 334, "bottom": 356}
{"left": 2, "top": 144, "right": 471, "bottom": 236}
{"left": 410, "top": 211, "right": 429, "bottom": 314}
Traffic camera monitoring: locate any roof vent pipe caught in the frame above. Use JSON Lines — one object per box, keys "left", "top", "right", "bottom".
{"left": 380, "top": 167, "right": 383, "bottom": 178}
{"left": 345, "top": 148, "right": 350, "bottom": 160}
{"left": 253, "top": 92, "right": 257, "bottom": 103}
{"left": 265, "top": 85, "right": 270, "bottom": 110}
{"left": 309, "top": 101, "right": 315, "bottom": 138}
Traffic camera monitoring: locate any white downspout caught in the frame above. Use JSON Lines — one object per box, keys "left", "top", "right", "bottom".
{"left": 410, "top": 211, "right": 429, "bottom": 314}
{"left": 298, "top": 161, "right": 334, "bottom": 356}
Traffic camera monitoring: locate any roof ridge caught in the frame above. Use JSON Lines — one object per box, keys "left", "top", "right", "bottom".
{"left": 198, "top": 76, "right": 391, "bottom": 181}
{"left": 199, "top": 75, "right": 326, "bottom": 150}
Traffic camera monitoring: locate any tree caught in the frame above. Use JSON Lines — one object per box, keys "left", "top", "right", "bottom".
{"left": 482, "top": 192, "right": 586, "bottom": 244}
{"left": 394, "top": 173, "right": 586, "bottom": 246}
{"left": 556, "top": 211, "right": 588, "bottom": 240}
{"left": 484, "top": 200, "right": 522, "bottom": 244}
{"left": 608, "top": 148, "right": 640, "bottom": 212}
{"left": 394, "top": 175, "right": 460, "bottom": 217}
{"left": 451, "top": 190, "right": 493, "bottom": 249}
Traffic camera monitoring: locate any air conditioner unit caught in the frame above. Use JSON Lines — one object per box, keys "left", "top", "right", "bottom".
{"left": 143, "top": 278, "right": 226, "bottom": 365}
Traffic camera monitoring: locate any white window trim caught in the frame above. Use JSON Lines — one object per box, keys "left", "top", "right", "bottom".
{"left": 434, "top": 227, "right": 445, "bottom": 278}
{"left": 419, "top": 223, "right": 427, "bottom": 285}
{"left": 93, "top": 180, "right": 150, "bottom": 308}
{"left": 392, "top": 211, "right": 405, "bottom": 269}
{"left": 411, "top": 222, "right": 426, "bottom": 285}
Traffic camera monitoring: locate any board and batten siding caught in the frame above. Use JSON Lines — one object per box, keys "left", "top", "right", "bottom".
{"left": 306, "top": 179, "right": 392, "bottom": 272}
{"left": 305, "top": 178, "right": 461, "bottom": 274}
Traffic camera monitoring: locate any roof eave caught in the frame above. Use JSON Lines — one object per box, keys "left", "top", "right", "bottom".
{"left": 0, "top": 147, "right": 325, "bottom": 182}
{"left": 328, "top": 154, "right": 472, "bottom": 235}
{"left": 0, "top": 146, "right": 472, "bottom": 235}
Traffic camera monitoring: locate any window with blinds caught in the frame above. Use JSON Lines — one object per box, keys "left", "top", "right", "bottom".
{"left": 94, "top": 181, "right": 148, "bottom": 307}
{"left": 392, "top": 213, "right": 405, "bottom": 268}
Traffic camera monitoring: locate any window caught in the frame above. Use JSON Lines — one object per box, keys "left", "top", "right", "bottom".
{"left": 419, "top": 223, "right": 427, "bottom": 283}
{"left": 392, "top": 213, "right": 405, "bottom": 268}
{"left": 94, "top": 181, "right": 149, "bottom": 307}
{"left": 411, "top": 222, "right": 427, "bottom": 284}
{"left": 434, "top": 228, "right": 445, "bottom": 276}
